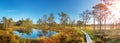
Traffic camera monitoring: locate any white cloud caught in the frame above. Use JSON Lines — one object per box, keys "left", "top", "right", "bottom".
{"left": 7, "top": 10, "right": 16, "bottom": 12}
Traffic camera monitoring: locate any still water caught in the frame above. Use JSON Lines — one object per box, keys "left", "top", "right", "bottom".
{"left": 13, "top": 28, "right": 58, "bottom": 39}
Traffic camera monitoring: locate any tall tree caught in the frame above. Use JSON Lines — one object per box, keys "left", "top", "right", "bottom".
{"left": 37, "top": 18, "right": 42, "bottom": 25}
{"left": 77, "top": 20, "right": 84, "bottom": 29}
{"left": 80, "top": 10, "right": 91, "bottom": 29}
{"left": 92, "top": 10, "right": 97, "bottom": 32}
{"left": 58, "top": 12, "right": 69, "bottom": 26}
{"left": 48, "top": 13, "right": 54, "bottom": 26}
{"left": 8, "top": 18, "right": 14, "bottom": 28}
{"left": 68, "top": 18, "right": 75, "bottom": 27}
{"left": 2, "top": 17, "right": 7, "bottom": 29}
{"left": 43, "top": 14, "right": 48, "bottom": 25}
{"left": 102, "top": 0, "right": 117, "bottom": 30}
{"left": 92, "top": 3, "right": 110, "bottom": 32}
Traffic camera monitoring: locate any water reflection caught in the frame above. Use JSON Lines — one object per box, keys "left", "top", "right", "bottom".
{"left": 13, "top": 29, "right": 58, "bottom": 39}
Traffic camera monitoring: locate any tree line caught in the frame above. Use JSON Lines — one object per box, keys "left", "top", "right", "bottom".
{"left": 0, "top": 1, "right": 118, "bottom": 32}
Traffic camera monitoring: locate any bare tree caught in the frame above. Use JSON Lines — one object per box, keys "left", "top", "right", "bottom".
{"left": 79, "top": 10, "right": 91, "bottom": 30}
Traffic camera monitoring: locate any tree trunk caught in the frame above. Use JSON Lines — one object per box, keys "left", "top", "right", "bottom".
{"left": 100, "top": 20, "right": 102, "bottom": 32}
{"left": 93, "top": 16, "right": 96, "bottom": 32}
{"left": 104, "top": 20, "right": 106, "bottom": 31}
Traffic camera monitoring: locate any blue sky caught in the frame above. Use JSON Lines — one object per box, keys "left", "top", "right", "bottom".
{"left": 0, "top": 0, "right": 101, "bottom": 23}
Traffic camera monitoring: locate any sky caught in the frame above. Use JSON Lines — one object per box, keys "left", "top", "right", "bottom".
{"left": 0, "top": 0, "right": 101, "bottom": 24}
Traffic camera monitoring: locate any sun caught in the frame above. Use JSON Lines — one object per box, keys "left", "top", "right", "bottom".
{"left": 103, "top": 0, "right": 120, "bottom": 23}
{"left": 113, "top": 1, "right": 120, "bottom": 11}
{"left": 110, "top": 0, "right": 120, "bottom": 19}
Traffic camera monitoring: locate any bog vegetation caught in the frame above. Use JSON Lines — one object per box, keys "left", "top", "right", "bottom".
{"left": 0, "top": 12, "right": 86, "bottom": 43}
{"left": 0, "top": 1, "right": 120, "bottom": 43}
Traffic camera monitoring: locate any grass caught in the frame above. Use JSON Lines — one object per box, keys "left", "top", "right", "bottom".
{"left": 4, "top": 26, "right": 120, "bottom": 43}
{"left": 0, "top": 26, "right": 87, "bottom": 43}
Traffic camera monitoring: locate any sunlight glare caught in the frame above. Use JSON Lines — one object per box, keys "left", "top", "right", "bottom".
{"left": 114, "top": 1, "right": 120, "bottom": 11}
{"left": 110, "top": 0, "right": 120, "bottom": 19}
